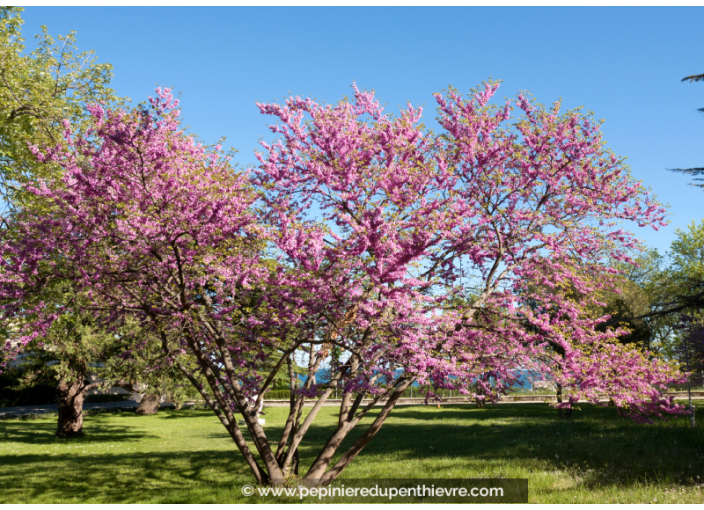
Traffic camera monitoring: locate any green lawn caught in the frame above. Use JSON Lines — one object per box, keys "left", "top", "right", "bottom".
{"left": 1, "top": 402, "right": 703, "bottom": 503}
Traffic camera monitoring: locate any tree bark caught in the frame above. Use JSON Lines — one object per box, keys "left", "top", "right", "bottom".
{"left": 136, "top": 393, "right": 160, "bottom": 415}
{"left": 56, "top": 377, "right": 100, "bottom": 437}
{"left": 173, "top": 355, "right": 270, "bottom": 485}
{"left": 309, "top": 378, "right": 414, "bottom": 485}
{"left": 56, "top": 378, "right": 86, "bottom": 437}
{"left": 556, "top": 384, "right": 572, "bottom": 418}
{"left": 476, "top": 383, "right": 486, "bottom": 408}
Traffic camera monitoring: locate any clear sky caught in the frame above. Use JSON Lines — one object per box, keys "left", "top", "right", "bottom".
{"left": 18, "top": 7, "right": 704, "bottom": 255}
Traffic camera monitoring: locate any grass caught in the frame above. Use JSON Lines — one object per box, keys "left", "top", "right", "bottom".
{"left": 1, "top": 402, "right": 704, "bottom": 503}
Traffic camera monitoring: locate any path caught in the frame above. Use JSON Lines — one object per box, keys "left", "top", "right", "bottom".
{"left": 3, "top": 392, "right": 702, "bottom": 417}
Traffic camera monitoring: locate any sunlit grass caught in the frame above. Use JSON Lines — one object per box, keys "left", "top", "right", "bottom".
{"left": 1, "top": 401, "right": 703, "bottom": 503}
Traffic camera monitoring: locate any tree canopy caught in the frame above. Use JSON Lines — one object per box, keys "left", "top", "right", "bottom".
{"left": 0, "top": 82, "right": 687, "bottom": 484}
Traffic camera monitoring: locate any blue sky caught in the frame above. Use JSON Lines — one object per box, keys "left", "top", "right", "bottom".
{"left": 18, "top": 7, "right": 704, "bottom": 255}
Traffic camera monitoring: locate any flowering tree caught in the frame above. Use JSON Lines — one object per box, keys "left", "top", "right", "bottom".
{"left": 0, "top": 83, "right": 684, "bottom": 486}
{"left": 1, "top": 90, "right": 281, "bottom": 478}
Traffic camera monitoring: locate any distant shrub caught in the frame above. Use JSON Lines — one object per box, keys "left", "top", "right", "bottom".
{"left": 0, "top": 368, "right": 56, "bottom": 407}
{"left": 265, "top": 389, "right": 291, "bottom": 400}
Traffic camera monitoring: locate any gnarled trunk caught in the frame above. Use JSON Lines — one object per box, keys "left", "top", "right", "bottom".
{"left": 56, "top": 378, "right": 86, "bottom": 437}
{"left": 56, "top": 375, "right": 103, "bottom": 437}
{"left": 136, "top": 393, "right": 160, "bottom": 415}
{"left": 114, "top": 379, "right": 159, "bottom": 415}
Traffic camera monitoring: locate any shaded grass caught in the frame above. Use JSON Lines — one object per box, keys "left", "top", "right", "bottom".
{"left": 1, "top": 402, "right": 704, "bottom": 503}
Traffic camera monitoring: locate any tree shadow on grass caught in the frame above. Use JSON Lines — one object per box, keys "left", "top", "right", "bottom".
{"left": 308, "top": 403, "right": 704, "bottom": 491}
{"left": 155, "top": 409, "right": 219, "bottom": 420}
{"left": 3, "top": 403, "right": 703, "bottom": 502}
{"left": 190, "top": 402, "right": 704, "bottom": 492}
{"left": 0, "top": 419, "right": 157, "bottom": 445}
{"left": 0, "top": 449, "right": 251, "bottom": 503}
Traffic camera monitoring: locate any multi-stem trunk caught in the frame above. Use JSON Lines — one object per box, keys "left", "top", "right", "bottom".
{"left": 311, "top": 378, "right": 415, "bottom": 485}
{"left": 170, "top": 314, "right": 413, "bottom": 486}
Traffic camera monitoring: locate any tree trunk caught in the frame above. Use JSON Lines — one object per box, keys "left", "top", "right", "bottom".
{"left": 56, "top": 378, "right": 86, "bottom": 437}
{"left": 292, "top": 448, "right": 300, "bottom": 476}
{"left": 136, "top": 393, "right": 160, "bottom": 415}
{"left": 311, "top": 378, "right": 414, "bottom": 485}
{"left": 476, "top": 374, "right": 486, "bottom": 408}
{"left": 556, "top": 384, "right": 572, "bottom": 418}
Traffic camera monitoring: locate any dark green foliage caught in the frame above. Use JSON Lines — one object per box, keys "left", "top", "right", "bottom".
{"left": 670, "top": 73, "right": 704, "bottom": 184}
{"left": 0, "top": 6, "right": 122, "bottom": 211}
{"left": 669, "top": 167, "right": 704, "bottom": 188}
{"left": 682, "top": 74, "right": 704, "bottom": 83}
{"left": 83, "top": 394, "right": 132, "bottom": 404}
{"left": 265, "top": 389, "right": 292, "bottom": 400}
{"left": 0, "top": 366, "right": 55, "bottom": 407}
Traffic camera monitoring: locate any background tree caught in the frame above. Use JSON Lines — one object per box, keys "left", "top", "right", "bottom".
{"left": 642, "top": 222, "right": 704, "bottom": 321}
{"left": 649, "top": 223, "right": 704, "bottom": 408}
{"left": 0, "top": 6, "right": 120, "bottom": 211}
{"left": 107, "top": 328, "right": 205, "bottom": 415}
{"left": 669, "top": 73, "right": 704, "bottom": 188}
{"left": 2, "top": 280, "right": 143, "bottom": 436}
{"left": 22, "top": 310, "right": 123, "bottom": 437}
{"left": 674, "top": 314, "right": 704, "bottom": 426}
{"left": 610, "top": 248, "right": 679, "bottom": 357}
{"left": 0, "top": 7, "right": 134, "bottom": 436}
{"left": 660, "top": 73, "right": 704, "bottom": 338}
